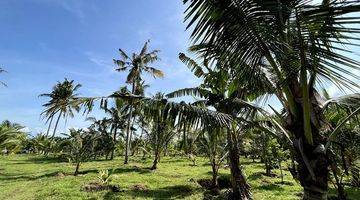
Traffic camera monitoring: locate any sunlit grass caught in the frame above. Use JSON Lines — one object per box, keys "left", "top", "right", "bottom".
{"left": 0, "top": 155, "right": 358, "bottom": 199}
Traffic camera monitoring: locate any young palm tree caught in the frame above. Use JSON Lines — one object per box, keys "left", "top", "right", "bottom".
{"left": 0, "top": 120, "right": 26, "bottom": 154}
{"left": 198, "top": 125, "right": 227, "bottom": 192}
{"left": 113, "top": 40, "right": 164, "bottom": 164}
{"left": 183, "top": 0, "right": 360, "bottom": 199}
{"left": 167, "top": 53, "right": 270, "bottom": 199}
{"left": 40, "top": 79, "right": 81, "bottom": 140}
{"left": 102, "top": 98, "right": 127, "bottom": 160}
{"left": 146, "top": 92, "right": 176, "bottom": 170}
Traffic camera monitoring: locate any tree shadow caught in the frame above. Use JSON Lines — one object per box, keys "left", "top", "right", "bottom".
{"left": 255, "top": 183, "right": 284, "bottom": 191}
{"left": 328, "top": 186, "right": 360, "bottom": 200}
{"left": 103, "top": 185, "right": 197, "bottom": 200}
{"left": 248, "top": 172, "right": 263, "bottom": 181}
{"left": 0, "top": 165, "right": 152, "bottom": 181}
{"left": 24, "top": 156, "right": 66, "bottom": 164}
{"left": 0, "top": 171, "right": 66, "bottom": 181}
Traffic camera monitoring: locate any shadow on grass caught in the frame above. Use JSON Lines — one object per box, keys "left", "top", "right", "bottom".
{"left": 248, "top": 172, "right": 263, "bottom": 181}
{"left": 103, "top": 185, "right": 197, "bottom": 200}
{"left": 328, "top": 186, "right": 360, "bottom": 200}
{"left": 0, "top": 171, "right": 66, "bottom": 181}
{"left": 255, "top": 183, "right": 284, "bottom": 191}
{"left": 10, "top": 156, "right": 66, "bottom": 165}
{"left": 0, "top": 165, "right": 152, "bottom": 181}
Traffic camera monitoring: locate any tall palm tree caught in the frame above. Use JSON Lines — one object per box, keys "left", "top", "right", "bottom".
{"left": 183, "top": 0, "right": 360, "bottom": 199}
{"left": 40, "top": 79, "right": 81, "bottom": 140}
{"left": 113, "top": 40, "right": 164, "bottom": 164}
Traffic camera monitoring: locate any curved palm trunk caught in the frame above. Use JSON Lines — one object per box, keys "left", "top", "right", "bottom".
{"left": 151, "top": 150, "right": 160, "bottom": 170}
{"left": 45, "top": 111, "right": 62, "bottom": 155}
{"left": 51, "top": 111, "right": 62, "bottom": 139}
{"left": 45, "top": 115, "right": 54, "bottom": 137}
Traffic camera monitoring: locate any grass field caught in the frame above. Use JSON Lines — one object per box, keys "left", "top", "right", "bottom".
{"left": 0, "top": 155, "right": 358, "bottom": 200}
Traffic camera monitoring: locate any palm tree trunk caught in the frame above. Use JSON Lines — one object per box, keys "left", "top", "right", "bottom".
{"left": 45, "top": 111, "right": 62, "bottom": 155}
{"left": 227, "top": 129, "right": 252, "bottom": 200}
{"left": 51, "top": 111, "right": 62, "bottom": 139}
{"left": 110, "top": 128, "right": 117, "bottom": 160}
{"left": 45, "top": 115, "right": 54, "bottom": 137}
{"left": 279, "top": 159, "right": 284, "bottom": 184}
{"left": 124, "top": 82, "right": 136, "bottom": 164}
{"left": 151, "top": 149, "right": 160, "bottom": 170}
{"left": 74, "top": 162, "right": 80, "bottom": 176}
{"left": 211, "top": 158, "right": 219, "bottom": 189}
{"left": 183, "top": 120, "right": 187, "bottom": 154}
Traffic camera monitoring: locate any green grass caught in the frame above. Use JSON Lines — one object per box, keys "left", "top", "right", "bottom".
{"left": 0, "top": 155, "right": 358, "bottom": 199}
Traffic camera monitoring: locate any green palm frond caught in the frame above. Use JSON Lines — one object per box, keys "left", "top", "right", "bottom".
{"left": 166, "top": 87, "right": 209, "bottom": 99}
{"left": 179, "top": 53, "right": 206, "bottom": 78}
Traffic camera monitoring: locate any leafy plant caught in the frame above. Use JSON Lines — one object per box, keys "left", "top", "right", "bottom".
{"left": 97, "top": 169, "right": 114, "bottom": 185}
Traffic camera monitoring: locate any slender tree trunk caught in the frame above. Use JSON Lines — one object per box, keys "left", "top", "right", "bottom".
{"left": 110, "top": 128, "right": 117, "bottom": 160}
{"left": 279, "top": 159, "right": 284, "bottom": 184}
{"left": 45, "top": 115, "right": 54, "bottom": 137}
{"left": 183, "top": 120, "right": 187, "bottom": 154}
{"left": 124, "top": 82, "right": 136, "bottom": 164}
{"left": 45, "top": 111, "right": 62, "bottom": 155}
{"left": 51, "top": 111, "right": 62, "bottom": 139}
{"left": 330, "top": 163, "right": 347, "bottom": 200}
{"left": 211, "top": 158, "right": 219, "bottom": 189}
{"left": 151, "top": 149, "right": 160, "bottom": 170}
{"left": 74, "top": 162, "right": 80, "bottom": 176}
{"left": 265, "top": 158, "right": 271, "bottom": 176}
{"left": 227, "top": 129, "right": 252, "bottom": 200}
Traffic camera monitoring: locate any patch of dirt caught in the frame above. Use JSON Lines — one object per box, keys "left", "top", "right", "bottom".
{"left": 197, "top": 176, "right": 231, "bottom": 191}
{"left": 55, "top": 172, "right": 66, "bottom": 178}
{"left": 131, "top": 184, "right": 149, "bottom": 192}
{"left": 82, "top": 182, "right": 122, "bottom": 193}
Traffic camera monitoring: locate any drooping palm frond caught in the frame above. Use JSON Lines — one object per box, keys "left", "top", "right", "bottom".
{"left": 166, "top": 87, "right": 210, "bottom": 99}
{"left": 322, "top": 93, "right": 360, "bottom": 110}
{"left": 179, "top": 53, "right": 206, "bottom": 78}
{"left": 75, "top": 92, "right": 233, "bottom": 129}
{"left": 144, "top": 67, "right": 164, "bottom": 78}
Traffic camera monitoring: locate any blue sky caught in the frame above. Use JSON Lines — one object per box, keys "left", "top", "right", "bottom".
{"left": 0, "top": 0, "right": 358, "bottom": 135}
{"left": 0, "top": 0, "right": 201, "bottom": 134}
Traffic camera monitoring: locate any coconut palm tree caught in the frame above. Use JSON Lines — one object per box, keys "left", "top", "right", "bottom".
{"left": 40, "top": 79, "right": 81, "bottom": 140}
{"left": 0, "top": 120, "right": 26, "bottom": 154}
{"left": 198, "top": 124, "right": 227, "bottom": 192}
{"left": 102, "top": 98, "right": 127, "bottom": 160}
{"left": 145, "top": 92, "right": 177, "bottom": 170}
{"left": 167, "top": 52, "right": 271, "bottom": 199}
{"left": 113, "top": 40, "right": 164, "bottom": 164}
{"left": 183, "top": 0, "right": 360, "bottom": 199}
